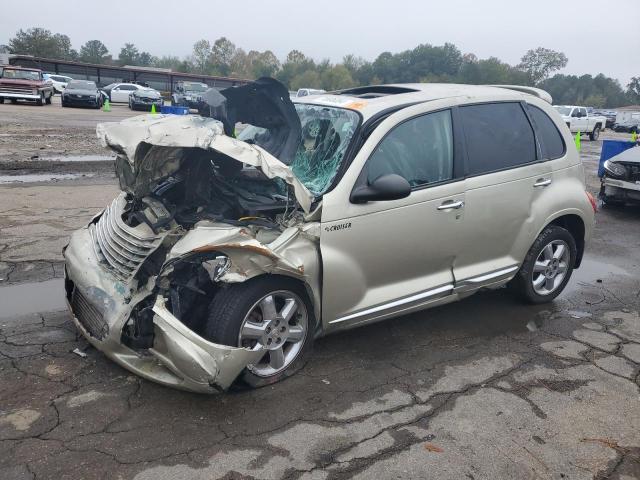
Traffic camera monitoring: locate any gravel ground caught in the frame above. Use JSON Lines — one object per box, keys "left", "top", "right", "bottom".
{"left": 0, "top": 101, "right": 639, "bottom": 480}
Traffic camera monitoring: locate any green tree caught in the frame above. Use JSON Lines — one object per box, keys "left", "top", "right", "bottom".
{"left": 8, "top": 28, "right": 76, "bottom": 59}
{"left": 79, "top": 40, "right": 110, "bottom": 64}
{"left": 320, "top": 65, "right": 356, "bottom": 90}
{"left": 192, "top": 39, "right": 212, "bottom": 74}
{"left": 518, "top": 47, "right": 568, "bottom": 85}
{"left": 627, "top": 77, "right": 640, "bottom": 103}
{"left": 118, "top": 43, "right": 139, "bottom": 65}
{"left": 211, "top": 37, "right": 236, "bottom": 76}
{"left": 290, "top": 70, "right": 322, "bottom": 90}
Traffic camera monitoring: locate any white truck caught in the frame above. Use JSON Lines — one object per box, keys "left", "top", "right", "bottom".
{"left": 554, "top": 105, "right": 607, "bottom": 141}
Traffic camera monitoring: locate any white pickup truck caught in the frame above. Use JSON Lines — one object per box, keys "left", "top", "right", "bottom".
{"left": 554, "top": 105, "right": 607, "bottom": 141}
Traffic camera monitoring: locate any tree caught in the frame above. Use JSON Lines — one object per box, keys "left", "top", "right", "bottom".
{"left": 627, "top": 77, "right": 640, "bottom": 103}
{"left": 8, "top": 28, "right": 76, "bottom": 59}
{"left": 79, "top": 40, "right": 110, "bottom": 64}
{"left": 251, "top": 50, "right": 280, "bottom": 78}
{"left": 291, "top": 70, "right": 322, "bottom": 90}
{"left": 118, "top": 43, "right": 139, "bottom": 65}
{"left": 136, "top": 51, "right": 154, "bottom": 67}
{"left": 211, "top": 37, "right": 237, "bottom": 76}
{"left": 320, "top": 65, "right": 356, "bottom": 90}
{"left": 518, "top": 47, "right": 568, "bottom": 85}
{"left": 192, "top": 39, "right": 212, "bottom": 73}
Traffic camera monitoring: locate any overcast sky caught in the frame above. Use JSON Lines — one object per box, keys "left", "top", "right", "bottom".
{"left": 2, "top": 0, "right": 638, "bottom": 85}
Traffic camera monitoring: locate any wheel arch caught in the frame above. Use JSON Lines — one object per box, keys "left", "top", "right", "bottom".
{"left": 546, "top": 214, "right": 585, "bottom": 267}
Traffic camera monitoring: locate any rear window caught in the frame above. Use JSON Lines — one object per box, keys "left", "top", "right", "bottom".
{"left": 460, "top": 102, "right": 537, "bottom": 176}
{"left": 528, "top": 105, "right": 565, "bottom": 159}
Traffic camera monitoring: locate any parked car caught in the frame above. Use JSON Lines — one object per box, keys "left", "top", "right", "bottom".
{"left": 296, "top": 88, "right": 325, "bottom": 97}
{"left": 600, "top": 146, "right": 640, "bottom": 205}
{"left": 613, "top": 120, "right": 640, "bottom": 133}
{"left": 129, "top": 88, "right": 164, "bottom": 111}
{"left": 61, "top": 80, "right": 104, "bottom": 108}
{"left": 171, "top": 81, "right": 209, "bottom": 108}
{"left": 0, "top": 66, "right": 54, "bottom": 105}
{"left": 554, "top": 105, "right": 607, "bottom": 140}
{"left": 593, "top": 109, "right": 617, "bottom": 129}
{"left": 44, "top": 73, "right": 73, "bottom": 94}
{"left": 101, "top": 82, "right": 144, "bottom": 103}
{"left": 64, "top": 79, "right": 595, "bottom": 393}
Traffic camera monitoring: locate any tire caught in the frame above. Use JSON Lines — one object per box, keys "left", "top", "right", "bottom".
{"left": 510, "top": 225, "right": 577, "bottom": 304}
{"left": 205, "top": 275, "right": 315, "bottom": 388}
{"left": 0, "top": 98, "right": 4, "bottom": 104}
{"left": 36, "top": 93, "right": 44, "bottom": 106}
{"left": 589, "top": 125, "right": 600, "bottom": 141}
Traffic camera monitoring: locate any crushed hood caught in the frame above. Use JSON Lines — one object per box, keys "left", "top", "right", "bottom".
{"left": 96, "top": 114, "right": 314, "bottom": 213}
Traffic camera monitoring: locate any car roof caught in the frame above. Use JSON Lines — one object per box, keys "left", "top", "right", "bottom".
{"left": 1, "top": 65, "right": 42, "bottom": 72}
{"left": 293, "top": 83, "right": 552, "bottom": 121}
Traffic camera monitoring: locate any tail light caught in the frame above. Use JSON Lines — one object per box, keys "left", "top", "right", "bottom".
{"left": 586, "top": 191, "right": 597, "bottom": 213}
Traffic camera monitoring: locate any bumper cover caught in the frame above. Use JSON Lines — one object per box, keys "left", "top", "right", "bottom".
{"left": 0, "top": 92, "right": 40, "bottom": 100}
{"left": 602, "top": 177, "right": 640, "bottom": 201}
{"left": 64, "top": 225, "right": 264, "bottom": 393}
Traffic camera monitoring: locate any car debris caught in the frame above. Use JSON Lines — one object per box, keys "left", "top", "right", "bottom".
{"left": 72, "top": 347, "right": 88, "bottom": 358}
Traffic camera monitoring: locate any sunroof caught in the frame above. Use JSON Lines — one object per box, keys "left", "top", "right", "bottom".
{"left": 335, "top": 85, "right": 420, "bottom": 98}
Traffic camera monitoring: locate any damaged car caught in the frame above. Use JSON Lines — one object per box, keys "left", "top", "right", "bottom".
{"left": 64, "top": 79, "right": 595, "bottom": 393}
{"left": 600, "top": 145, "right": 640, "bottom": 205}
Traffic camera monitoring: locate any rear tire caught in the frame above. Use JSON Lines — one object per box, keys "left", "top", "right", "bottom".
{"left": 510, "top": 226, "right": 577, "bottom": 304}
{"left": 589, "top": 125, "right": 600, "bottom": 141}
{"left": 205, "top": 276, "right": 315, "bottom": 388}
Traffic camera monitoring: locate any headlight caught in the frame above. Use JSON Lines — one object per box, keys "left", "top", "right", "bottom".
{"left": 603, "top": 160, "right": 627, "bottom": 179}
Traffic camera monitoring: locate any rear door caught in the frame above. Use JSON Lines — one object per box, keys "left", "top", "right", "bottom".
{"left": 453, "top": 101, "right": 551, "bottom": 286}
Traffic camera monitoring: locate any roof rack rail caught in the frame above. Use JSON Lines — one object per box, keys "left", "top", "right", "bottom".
{"left": 489, "top": 85, "right": 552, "bottom": 104}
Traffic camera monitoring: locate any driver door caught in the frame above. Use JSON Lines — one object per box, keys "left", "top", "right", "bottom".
{"left": 320, "top": 106, "right": 466, "bottom": 329}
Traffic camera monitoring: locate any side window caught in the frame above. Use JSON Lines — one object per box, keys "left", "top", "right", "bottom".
{"left": 460, "top": 103, "right": 536, "bottom": 175}
{"left": 571, "top": 108, "right": 580, "bottom": 117}
{"left": 528, "top": 105, "right": 565, "bottom": 160}
{"left": 366, "top": 109, "right": 454, "bottom": 188}
{"left": 579, "top": 108, "right": 587, "bottom": 117}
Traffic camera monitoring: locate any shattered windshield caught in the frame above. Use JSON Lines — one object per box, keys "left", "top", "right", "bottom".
{"left": 237, "top": 104, "right": 360, "bottom": 196}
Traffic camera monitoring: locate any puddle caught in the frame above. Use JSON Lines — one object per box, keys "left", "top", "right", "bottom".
{"left": 0, "top": 173, "right": 94, "bottom": 184}
{"left": 0, "top": 279, "right": 66, "bottom": 318}
{"left": 38, "top": 155, "right": 115, "bottom": 162}
{"left": 561, "top": 256, "right": 631, "bottom": 296}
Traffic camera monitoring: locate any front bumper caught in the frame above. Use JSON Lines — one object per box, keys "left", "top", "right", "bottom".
{"left": 64, "top": 225, "right": 264, "bottom": 393}
{"left": 63, "top": 97, "right": 99, "bottom": 107}
{"left": 0, "top": 92, "right": 40, "bottom": 100}
{"left": 132, "top": 100, "right": 163, "bottom": 110}
{"left": 601, "top": 177, "right": 640, "bottom": 201}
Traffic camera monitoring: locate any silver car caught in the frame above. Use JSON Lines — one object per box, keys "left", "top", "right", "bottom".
{"left": 64, "top": 79, "right": 596, "bottom": 393}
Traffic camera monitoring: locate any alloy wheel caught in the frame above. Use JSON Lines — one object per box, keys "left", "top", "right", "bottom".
{"left": 531, "top": 240, "right": 570, "bottom": 295}
{"left": 238, "top": 290, "right": 308, "bottom": 377}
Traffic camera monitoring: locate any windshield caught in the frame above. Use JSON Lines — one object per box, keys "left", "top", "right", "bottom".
{"left": 183, "top": 83, "right": 208, "bottom": 92}
{"left": 237, "top": 104, "right": 360, "bottom": 195}
{"left": 1, "top": 69, "right": 40, "bottom": 81}
{"left": 68, "top": 80, "right": 96, "bottom": 89}
{"left": 554, "top": 106, "right": 572, "bottom": 116}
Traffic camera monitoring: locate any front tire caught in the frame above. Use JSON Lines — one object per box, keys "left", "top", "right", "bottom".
{"left": 589, "top": 125, "right": 600, "bottom": 141}
{"left": 205, "top": 276, "right": 315, "bottom": 388}
{"left": 510, "top": 226, "right": 577, "bottom": 304}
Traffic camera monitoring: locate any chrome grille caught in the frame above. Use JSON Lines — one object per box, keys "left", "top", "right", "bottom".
{"left": 71, "top": 287, "right": 108, "bottom": 340}
{"left": 0, "top": 85, "right": 34, "bottom": 94}
{"left": 90, "top": 196, "right": 162, "bottom": 280}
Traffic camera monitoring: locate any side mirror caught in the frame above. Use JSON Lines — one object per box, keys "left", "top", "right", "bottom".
{"left": 351, "top": 174, "right": 411, "bottom": 204}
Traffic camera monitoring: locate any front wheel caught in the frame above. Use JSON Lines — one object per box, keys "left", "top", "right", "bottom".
{"left": 205, "top": 276, "right": 315, "bottom": 388}
{"left": 589, "top": 126, "right": 600, "bottom": 141}
{"left": 510, "top": 226, "right": 577, "bottom": 304}
{"left": 36, "top": 93, "right": 44, "bottom": 106}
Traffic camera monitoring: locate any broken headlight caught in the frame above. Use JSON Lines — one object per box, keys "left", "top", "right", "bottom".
{"left": 603, "top": 160, "right": 627, "bottom": 179}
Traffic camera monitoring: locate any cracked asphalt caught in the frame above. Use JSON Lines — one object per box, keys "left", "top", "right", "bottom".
{"left": 1, "top": 105, "right": 639, "bottom": 479}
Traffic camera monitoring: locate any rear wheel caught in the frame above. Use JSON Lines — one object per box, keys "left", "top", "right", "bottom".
{"left": 589, "top": 125, "right": 600, "bottom": 141}
{"left": 205, "top": 276, "right": 315, "bottom": 388}
{"left": 510, "top": 226, "right": 577, "bottom": 304}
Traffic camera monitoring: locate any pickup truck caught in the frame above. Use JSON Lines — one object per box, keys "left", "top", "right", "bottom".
{"left": 554, "top": 105, "right": 607, "bottom": 141}
{"left": 0, "top": 65, "right": 54, "bottom": 106}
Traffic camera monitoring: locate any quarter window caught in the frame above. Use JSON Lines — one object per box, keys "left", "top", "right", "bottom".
{"left": 528, "top": 105, "right": 565, "bottom": 159}
{"left": 366, "top": 109, "right": 454, "bottom": 188}
{"left": 460, "top": 103, "right": 536, "bottom": 175}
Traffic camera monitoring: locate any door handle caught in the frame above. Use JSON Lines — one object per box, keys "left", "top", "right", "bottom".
{"left": 534, "top": 178, "right": 552, "bottom": 187}
{"left": 437, "top": 200, "right": 465, "bottom": 210}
